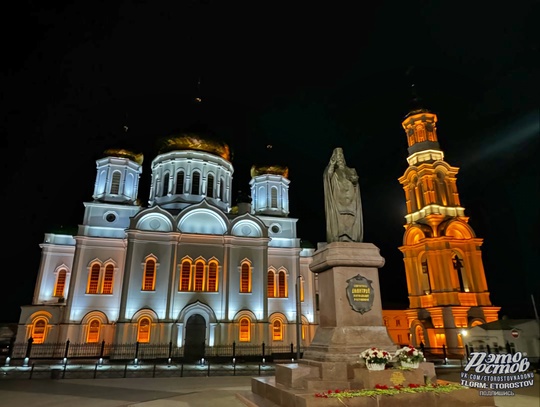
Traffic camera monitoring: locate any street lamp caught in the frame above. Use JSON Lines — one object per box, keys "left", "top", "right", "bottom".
{"left": 295, "top": 275, "right": 302, "bottom": 361}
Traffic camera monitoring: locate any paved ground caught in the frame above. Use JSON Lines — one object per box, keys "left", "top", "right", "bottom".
{"left": 0, "top": 367, "right": 537, "bottom": 406}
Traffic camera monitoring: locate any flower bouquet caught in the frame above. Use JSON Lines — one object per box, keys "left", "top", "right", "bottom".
{"left": 360, "top": 347, "right": 391, "bottom": 371}
{"left": 394, "top": 345, "right": 424, "bottom": 369}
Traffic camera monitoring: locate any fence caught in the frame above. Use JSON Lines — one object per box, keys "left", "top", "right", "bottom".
{"left": 7, "top": 340, "right": 303, "bottom": 362}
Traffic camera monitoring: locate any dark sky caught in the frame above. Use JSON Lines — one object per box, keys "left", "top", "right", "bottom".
{"left": 1, "top": 1, "right": 539, "bottom": 323}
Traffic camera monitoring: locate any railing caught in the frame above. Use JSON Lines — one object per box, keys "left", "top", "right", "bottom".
{"left": 7, "top": 340, "right": 303, "bottom": 362}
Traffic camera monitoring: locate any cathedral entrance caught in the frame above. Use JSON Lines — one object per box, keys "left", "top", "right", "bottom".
{"left": 183, "top": 314, "right": 206, "bottom": 362}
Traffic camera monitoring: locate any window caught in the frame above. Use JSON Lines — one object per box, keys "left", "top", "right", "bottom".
{"left": 396, "top": 319, "right": 401, "bottom": 327}
{"left": 102, "top": 264, "right": 114, "bottom": 294}
{"left": 54, "top": 269, "right": 67, "bottom": 297}
{"left": 137, "top": 317, "right": 151, "bottom": 343}
{"left": 110, "top": 171, "right": 121, "bottom": 194}
{"left": 219, "top": 177, "right": 225, "bottom": 201}
{"left": 32, "top": 318, "right": 47, "bottom": 344}
{"left": 143, "top": 259, "right": 156, "bottom": 291}
{"left": 272, "top": 320, "right": 283, "bottom": 341}
{"left": 194, "top": 261, "right": 204, "bottom": 291}
{"left": 162, "top": 173, "right": 170, "bottom": 196}
{"left": 191, "top": 171, "right": 200, "bottom": 194}
{"left": 207, "top": 261, "right": 218, "bottom": 291}
{"left": 175, "top": 171, "right": 185, "bottom": 194}
{"left": 87, "top": 319, "right": 100, "bottom": 343}
{"left": 240, "top": 262, "right": 251, "bottom": 293}
{"left": 277, "top": 270, "right": 287, "bottom": 298}
{"left": 206, "top": 174, "right": 214, "bottom": 198}
{"left": 267, "top": 270, "right": 275, "bottom": 297}
{"left": 398, "top": 334, "right": 403, "bottom": 344}
{"left": 299, "top": 276, "right": 304, "bottom": 302}
{"left": 88, "top": 264, "right": 100, "bottom": 294}
{"left": 271, "top": 187, "right": 278, "bottom": 208}
{"left": 239, "top": 317, "right": 250, "bottom": 342}
{"left": 179, "top": 260, "right": 191, "bottom": 291}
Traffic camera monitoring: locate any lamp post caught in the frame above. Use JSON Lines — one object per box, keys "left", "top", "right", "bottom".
{"left": 295, "top": 275, "right": 302, "bottom": 361}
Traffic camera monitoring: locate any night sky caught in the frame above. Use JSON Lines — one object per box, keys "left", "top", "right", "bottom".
{"left": 1, "top": 2, "right": 538, "bottom": 323}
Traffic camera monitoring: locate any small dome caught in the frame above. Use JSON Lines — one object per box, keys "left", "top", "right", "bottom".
{"left": 250, "top": 165, "right": 289, "bottom": 179}
{"left": 157, "top": 132, "right": 231, "bottom": 161}
{"left": 103, "top": 148, "right": 144, "bottom": 165}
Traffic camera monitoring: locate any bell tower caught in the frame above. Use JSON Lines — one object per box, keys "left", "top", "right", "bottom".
{"left": 398, "top": 106, "right": 500, "bottom": 353}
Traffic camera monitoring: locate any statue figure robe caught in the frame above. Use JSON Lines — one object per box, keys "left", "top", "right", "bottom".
{"left": 323, "top": 147, "right": 364, "bottom": 243}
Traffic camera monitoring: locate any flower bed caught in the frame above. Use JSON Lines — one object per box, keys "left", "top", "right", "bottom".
{"left": 315, "top": 382, "right": 467, "bottom": 399}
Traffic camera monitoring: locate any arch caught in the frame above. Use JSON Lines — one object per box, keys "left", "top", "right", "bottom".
{"left": 269, "top": 313, "right": 287, "bottom": 342}
{"left": 267, "top": 269, "right": 276, "bottom": 298}
{"left": 87, "top": 319, "right": 101, "bottom": 343}
{"left": 32, "top": 318, "right": 47, "bottom": 344}
{"left": 110, "top": 171, "right": 121, "bottom": 194}
{"left": 137, "top": 317, "right": 151, "bottom": 343}
{"left": 277, "top": 268, "right": 288, "bottom": 298}
{"left": 179, "top": 258, "right": 192, "bottom": 291}
{"left": 444, "top": 221, "right": 475, "bottom": 239}
{"left": 175, "top": 170, "right": 185, "bottom": 194}
{"left": 403, "top": 225, "right": 428, "bottom": 246}
{"left": 239, "top": 317, "right": 251, "bottom": 342}
{"left": 194, "top": 259, "right": 205, "bottom": 291}
{"left": 142, "top": 255, "right": 158, "bottom": 291}
{"left": 207, "top": 259, "right": 219, "bottom": 292}
{"left": 178, "top": 207, "right": 228, "bottom": 235}
{"left": 136, "top": 213, "right": 175, "bottom": 232}
{"left": 87, "top": 262, "right": 101, "bottom": 294}
{"left": 177, "top": 300, "right": 217, "bottom": 324}
{"left": 102, "top": 263, "right": 114, "bottom": 294}
{"left": 239, "top": 259, "right": 252, "bottom": 293}
{"left": 191, "top": 171, "right": 201, "bottom": 194}
{"left": 53, "top": 267, "right": 67, "bottom": 297}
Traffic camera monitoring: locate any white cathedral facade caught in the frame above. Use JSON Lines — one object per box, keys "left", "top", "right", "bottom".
{"left": 16, "top": 133, "right": 318, "bottom": 357}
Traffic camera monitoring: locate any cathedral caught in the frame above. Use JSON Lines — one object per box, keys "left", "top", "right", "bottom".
{"left": 15, "top": 127, "right": 318, "bottom": 358}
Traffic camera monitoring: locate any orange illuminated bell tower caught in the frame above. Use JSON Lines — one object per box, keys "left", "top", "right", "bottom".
{"left": 398, "top": 105, "right": 500, "bottom": 353}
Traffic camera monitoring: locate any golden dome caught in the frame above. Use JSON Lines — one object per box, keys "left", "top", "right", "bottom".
{"left": 103, "top": 148, "right": 144, "bottom": 165}
{"left": 157, "top": 133, "right": 231, "bottom": 161}
{"left": 250, "top": 165, "right": 289, "bottom": 179}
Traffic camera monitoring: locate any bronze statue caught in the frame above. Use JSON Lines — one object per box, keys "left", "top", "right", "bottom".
{"left": 323, "top": 147, "right": 363, "bottom": 242}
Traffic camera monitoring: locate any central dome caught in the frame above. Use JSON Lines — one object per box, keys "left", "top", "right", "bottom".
{"left": 157, "top": 132, "right": 231, "bottom": 161}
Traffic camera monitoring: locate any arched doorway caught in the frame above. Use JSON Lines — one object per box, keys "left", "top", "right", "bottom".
{"left": 184, "top": 314, "right": 206, "bottom": 362}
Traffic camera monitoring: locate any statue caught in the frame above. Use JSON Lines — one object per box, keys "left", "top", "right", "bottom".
{"left": 323, "top": 147, "right": 363, "bottom": 243}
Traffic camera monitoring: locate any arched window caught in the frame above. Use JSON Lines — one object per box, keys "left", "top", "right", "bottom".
{"left": 299, "top": 276, "right": 304, "bottom": 302}
{"left": 137, "top": 317, "right": 151, "bottom": 343}
{"left": 207, "top": 261, "right": 218, "bottom": 291}
{"left": 240, "top": 262, "right": 251, "bottom": 293}
{"left": 416, "top": 124, "right": 426, "bottom": 142}
{"left": 102, "top": 264, "right": 114, "bottom": 294}
{"left": 239, "top": 317, "right": 250, "bottom": 342}
{"left": 142, "top": 259, "right": 156, "bottom": 291}
{"left": 87, "top": 319, "right": 100, "bottom": 343}
{"left": 179, "top": 260, "right": 191, "bottom": 291}
{"left": 272, "top": 320, "right": 283, "bottom": 341}
{"left": 267, "top": 270, "right": 275, "bottom": 298}
{"left": 194, "top": 261, "right": 205, "bottom": 291}
{"left": 271, "top": 187, "right": 278, "bottom": 208}
{"left": 162, "top": 172, "right": 170, "bottom": 196}
{"left": 54, "top": 269, "right": 67, "bottom": 297}
{"left": 191, "top": 171, "right": 200, "bottom": 194}
{"left": 277, "top": 270, "right": 287, "bottom": 298}
{"left": 219, "top": 177, "right": 225, "bottom": 201}
{"left": 206, "top": 174, "right": 214, "bottom": 198}
{"left": 110, "top": 171, "right": 121, "bottom": 194}
{"left": 175, "top": 171, "right": 185, "bottom": 194}
{"left": 87, "top": 264, "right": 100, "bottom": 294}
{"left": 32, "top": 318, "right": 47, "bottom": 344}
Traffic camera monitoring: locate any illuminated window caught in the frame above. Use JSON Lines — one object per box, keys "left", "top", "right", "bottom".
{"left": 110, "top": 171, "right": 121, "bottom": 194}
{"left": 240, "top": 262, "right": 251, "bottom": 293}
{"left": 239, "top": 317, "right": 250, "bottom": 342}
{"left": 277, "top": 270, "right": 287, "bottom": 298}
{"left": 271, "top": 187, "right": 278, "bottom": 208}
{"left": 272, "top": 320, "right": 283, "bottom": 341}
{"left": 137, "top": 317, "right": 151, "bottom": 343}
{"left": 162, "top": 172, "right": 170, "bottom": 196}
{"left": 54, "top": 269, "right": 67, "bottom": 297}
{"left": 396, "top": 319, "right": 401, "bottom": 327}
{"left": 302, "top": 322, "right": 307, "bottom": 340}
{"left": 206, "top": 174, "right": 214, "bottom": 198}
{"left": 191, "top": 171, "right": 200, "bottom": 194}
{"left": 267, "top": 270, "right": 275, "bottom": 297}
{"left": 32, "top": 319, "right": 47, "bottom": 344}
{"left": 383, "top": 318, "right": 389, "bottom": 326}
{"left": 102, "top": 264, "right": 114, "bottom": 294}
{"left": 88, "top": 264, "right": 100, "bottom": 294}
{"left": 207, "top": 261, "right": 218, "bottom": 291}
{"left": 194, "top": 261, "right": 204, "bottom": 291}
{"left": 87, "top": 319, "right": 100, "bottom": 343}
{"left": 415, "top": 124, "right": 426, "bottom": 142}
{"left": 180, "top": 260, "right": 191, "bottom": 291}
{"left": 143, "top": 259, "right": 156, "bottom": 291}
{"left": 300, "top": 276, "right": 304, "bottom": 302}
{"left": 175, "top": 171, "right": 185, "bottom": 194}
